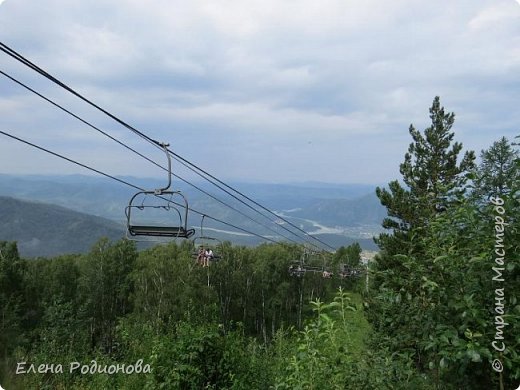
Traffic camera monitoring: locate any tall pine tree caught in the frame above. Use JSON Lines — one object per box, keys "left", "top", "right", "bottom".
{"left": 472, "top": 136, "right": 520, "bottom": 200}
{"left": 375, "top": 96, "right": 475, "bottom": 260}
{"left": 367, "top": 97, "right": 477, "bottom": 379}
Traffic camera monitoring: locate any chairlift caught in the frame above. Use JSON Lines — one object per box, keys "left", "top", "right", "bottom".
{"left": 125, "top": 142, "right": 195, "bottom": 240}
{"left": 288, "top": 247, "right": 332, "bottom": 279}
{"left": 288, "top": 261, "right": 306, "bottom": 277}
{"left": 338, "top": 264, "right": 363, "bottom": 279}
{"left": 192, "top": 215, "right": 223, "bottom": 266}
{"left": 316, "top": 250, "right": 333, "bottom": 278}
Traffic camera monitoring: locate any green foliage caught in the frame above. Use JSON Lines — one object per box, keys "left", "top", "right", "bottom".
{"left": 333, "top": 242, "right": 362, "bottom": 268}
{"left": 274, "top": 288, "right": 430, "bottom": 389}
{"left": 375, "top": 96, "right": 476, "bottom": 259}
{"left": 472, "top": 136, "right": 520, "bottom": 199}
{"left": 371, "top": 99, "right": 519, "bottom": 388}
{"left": 130, "top": 241, "right": 219, "bottom": 330}
{"left": 144, "top": 321, "right": 272, "bottom": 389}
{"left": 275, "top": 290, "right": 356, "bottom": 389}
{"left": 77, "top": 238, "right": 137, "bottom": 353}
{"left": 0, "top": 241, "right": 25, "bottom": 364}
{"left": 4, "top": 238, "right": 372, "bottom": 388}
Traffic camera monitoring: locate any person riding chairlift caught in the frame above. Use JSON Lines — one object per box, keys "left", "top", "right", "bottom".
{"left": 197, "top": 246, "right": 205, "bottom": 266}
{"left": 322, "top": 270, "right": 333, "bottom": 279}
{"left": 204, "top": 248, "right": 214, "bottom": 267}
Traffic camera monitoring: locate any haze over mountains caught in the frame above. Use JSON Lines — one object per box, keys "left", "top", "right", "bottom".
{"left": 0, "top": 174, "right": 386, "bottom": 257}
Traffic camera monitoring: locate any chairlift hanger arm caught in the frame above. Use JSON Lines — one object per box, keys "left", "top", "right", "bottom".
{"left": 155, "top": 142, "right": 171, "bottom": 195}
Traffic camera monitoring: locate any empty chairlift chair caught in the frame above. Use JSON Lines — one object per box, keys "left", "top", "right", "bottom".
{"left": 125, "top": 142, "right": 195, "bottom": 240}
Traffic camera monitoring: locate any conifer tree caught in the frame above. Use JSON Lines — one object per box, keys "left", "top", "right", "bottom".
{"left": 375, "top": 96, "right": 475, "bottom": 257}
{"left": 368, "top": 97, "right": 477, "bottom": 379}
{"left": 472, "top": 136, "right": 520, "bottom": 200}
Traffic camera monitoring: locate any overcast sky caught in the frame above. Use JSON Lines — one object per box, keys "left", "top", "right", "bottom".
{"left": 0, "top": 0, "right": 518, "bottom": 185}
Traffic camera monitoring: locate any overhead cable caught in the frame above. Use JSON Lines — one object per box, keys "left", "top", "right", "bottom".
{"left": 0, "top": 41, "right": 336, "bottom": 251}
{"left": 0, "top": 129, "right": 280, "bottom": 244}
{"left": 0, "top": 69, "right": 300, "bottom": 245}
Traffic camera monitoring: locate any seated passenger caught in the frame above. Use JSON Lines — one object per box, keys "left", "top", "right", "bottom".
{"left": 197, "top": 247, "right": 205, "bottom": 266}
{"left": 322, "top": 270, "right": 333, "bottom": 279}
{"left": 204, "top": 248, "right": 214, "bottom": 267}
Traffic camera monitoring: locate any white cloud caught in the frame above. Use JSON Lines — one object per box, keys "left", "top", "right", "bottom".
{"left": 0, "top": 0, "right": 518, "bottom": 183}
{"left": 468, "top": 2, "right": 519, "bottom": 30}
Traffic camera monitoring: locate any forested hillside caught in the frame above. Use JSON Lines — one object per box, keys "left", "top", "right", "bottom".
{"left": 0, "top": 196, "right": 124, "bottom": 257}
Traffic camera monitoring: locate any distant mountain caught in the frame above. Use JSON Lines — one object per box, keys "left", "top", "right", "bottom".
{"left": 0, "top": 196, "right": 124, "bottom": 258}
{"left": 0, "top": 173, "right": 136, "bottom": 222}
{"left": 278, "top": 193, "right": 387, "bottom": 227}
{"left": 228, "top": 182, "right": 383, "bottom": 210}
{"left": 0, "top": 174, "right": 385, "bottom": 252}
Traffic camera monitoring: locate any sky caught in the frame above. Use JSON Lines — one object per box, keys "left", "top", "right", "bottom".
{"left": 0, "top": 0, "right": 519, "bottom": 185}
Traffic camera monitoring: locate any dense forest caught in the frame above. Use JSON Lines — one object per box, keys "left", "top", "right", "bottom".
{"left": 0, "top": 97, "right": 518, "bottom": 389}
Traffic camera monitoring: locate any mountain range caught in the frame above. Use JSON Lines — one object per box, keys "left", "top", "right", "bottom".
{"left": 0, "top": 174, "right": 387, "bottom": 257}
